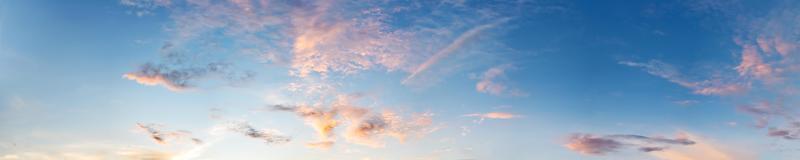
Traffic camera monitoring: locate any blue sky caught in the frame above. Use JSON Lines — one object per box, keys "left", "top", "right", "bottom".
{"left": 2, "top": 0, "right": 800, "bottom": 159}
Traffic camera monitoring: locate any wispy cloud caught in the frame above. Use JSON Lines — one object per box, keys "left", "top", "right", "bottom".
{"left": 403, "top": 18, "right": 510, "bottom": 84}
{"left": 135, "top": 123, "right": 203, "bottom": 145}
{"left": 462, "top": 112, "right": 521, "bottom": 123}
{"left": 471, "top": 64, "right": 527, "bottom": 96}
{"left": 619, "top": 60, "right": 747, "bottom": 95}
{"left": 123, "top": 62, "right": 253, "bottom": 91}
{"left": 214, "top": 121, "right": 291, "bottom": 144}
{"left": 565, "top": 133, "right": 694, "bottom": 155}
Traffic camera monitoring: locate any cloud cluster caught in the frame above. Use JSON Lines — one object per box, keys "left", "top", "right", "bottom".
{"left": 565, "top": 133, "right": 695, "bottom": 155}
{"left": 270, "top": 95, "right": 436, "bottom": 148}
{"left": 120, "top": 0, "right": 536, "bottom": 91}
{"left": 135, "top": 123, "right": 203, "bottom": 145}
{"left": 737, "top": 100, "right": 800, "bottom": 140}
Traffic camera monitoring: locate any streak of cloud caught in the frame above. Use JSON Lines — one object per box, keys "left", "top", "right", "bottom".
{"left": 462, "top": 112, "right": 521, "bottom": 124}
{"left": 619, "top": 60, "right": 748, "bottom": 95}
{"left": 403, "top": 18, "right": 510, "bottom": 85}
{"left": 215, "top": 121, "right": 291, "bottom": 144}
{"left": 135, "top": 123, "right": 203, "bottom": 145}
{"left": 565, "top": 133, "right": 695, "bottom": 155}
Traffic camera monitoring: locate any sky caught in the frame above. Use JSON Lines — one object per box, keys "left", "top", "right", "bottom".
{"left": 1, "top": 0, "right": 800, "bottom": 159}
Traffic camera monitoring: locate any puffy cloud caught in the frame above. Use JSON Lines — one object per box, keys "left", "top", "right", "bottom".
{"left": 269, "top": 94, "right": 436, "bottom": 148}
{"left": 565, "top": 133, "right": 695, "bottom": 156}
{"left": 135, "top": 123, "right": 203, "bottom": 145}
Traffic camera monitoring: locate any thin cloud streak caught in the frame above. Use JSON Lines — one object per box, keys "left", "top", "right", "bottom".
{"left": 403, "top": 18, "right": 510, "bottom": 85}
{"left": 565, "top": 133, "right": 695, "bottom": 155}
{"left": 135, "top": 123, "right": 203, "bottom": 145}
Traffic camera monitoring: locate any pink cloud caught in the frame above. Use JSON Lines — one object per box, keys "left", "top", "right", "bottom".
{"left": 472, "top": 64, "right": 528, "bottom": 96}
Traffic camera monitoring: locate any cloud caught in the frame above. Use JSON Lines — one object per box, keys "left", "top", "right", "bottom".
{"left": 123, "top": 62, "right": 253, "bottom": 91}
{"left": 268, "top": 104, "right": 339, "bottom": 148}
{"left": 620, "top": 60, "right": 747, "bottom": 95}
{"left": 403, "top": 18, "right": 510, "bottom": 84}
{"left": 120, "top": 0, "right": 535, "bottom": 92}
{"left": 269, "top": 94, "right": 436, "bottom": 148}
{"left": 462, "top": 112, "right": 521, "bottom": 124}
{"left": 735, "top": 44, "right": 778, "bottom": 83}
{"left": 565, "top": 133, "right": 695, "bottom": 155}
{"left": 471, "top": 64, "right": 528, "bottom": 96}
{"left": 120, "top": 0, "right": 172, "bottom": 16}
{"left": 217, "top": 121, "right": 291, "bottom": 144}
{"left": 564, "top": 134, "right": 623, "bottom": 155}
{"left": 135, "top": 123, "right": 203, "bottom": 145}
{"left": 737, "top": 100, "right": 800, "bottom": 140}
